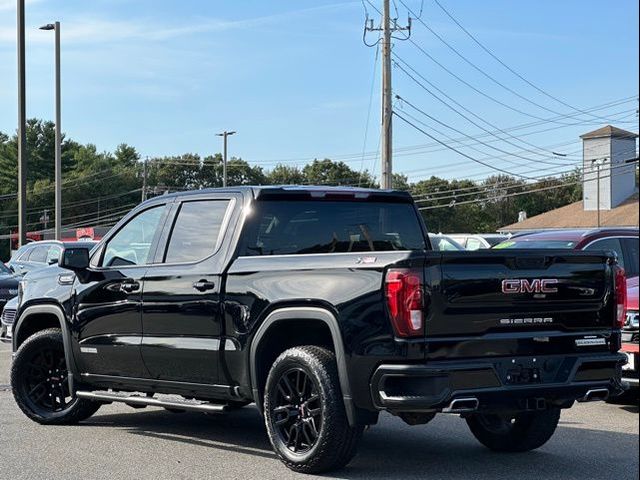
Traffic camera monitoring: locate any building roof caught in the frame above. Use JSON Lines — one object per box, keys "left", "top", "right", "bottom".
{"left": 499, "top": 193, "right": 639, "bottom": 233}
{"left": 580, "top": 125, "right": 638, "bottom": 140}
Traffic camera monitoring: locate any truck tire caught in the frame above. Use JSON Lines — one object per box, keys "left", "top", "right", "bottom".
{"left": 263, "top": 346, "right": 363, "bottom": 474}
{"left": 466, "top": 408, "right": 561, "bottom": 452}
{"left": 11, "top": 328, "right": 101, "bottom": 425}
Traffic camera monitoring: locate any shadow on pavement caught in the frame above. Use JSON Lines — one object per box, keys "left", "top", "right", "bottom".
{"left": 82, "top": 406, "right": 638, "bottom": 480}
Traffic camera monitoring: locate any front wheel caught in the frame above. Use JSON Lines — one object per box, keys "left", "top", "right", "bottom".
{"left": 263, "top": 346, "right": 363, "bottom": 474}
{"left": 466, "top": 407, "right": 561, "bottom": 452}
{"left": 11, "top": 328, "right": 100, "bottom": 425}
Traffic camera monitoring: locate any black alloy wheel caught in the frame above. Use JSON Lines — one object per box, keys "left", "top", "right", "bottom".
{"left": 20, "top": 344, "right": 72, "bottom": 413}
{"left": 12, "top": 328, "right": 101, "bottom": 424}
{"left": 271, "top": 367, "right": 323, "bottom": 454}
{"left": 263, "top": 346, "right": 364, "bottom": 474}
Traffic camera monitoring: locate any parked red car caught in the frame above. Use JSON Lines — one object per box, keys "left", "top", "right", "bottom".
{"left": 495, "top": 228, "right": 639, "bottom": 389}
{"left": 621, "top": 276, "right": 639, "bottom": 389}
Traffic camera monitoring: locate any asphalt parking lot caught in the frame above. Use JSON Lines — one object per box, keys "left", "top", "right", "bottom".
{"left": 0, "top": 341, "right": 637, "bottom": 480}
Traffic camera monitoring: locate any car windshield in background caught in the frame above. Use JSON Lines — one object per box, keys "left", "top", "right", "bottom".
{"left": 241, "top": 200, "right": 426, "bottom": 255}
{"left": 430, "top": 235, "right": 464, "bottom": 251}
{"left": 494, "top": 240, "right": 577, "bottom": 249}
{"left": 484, "top": 236, "right": 508, "bottom": 247}
{"left": 0, "top": 263, "right": 11, "bottom": 275}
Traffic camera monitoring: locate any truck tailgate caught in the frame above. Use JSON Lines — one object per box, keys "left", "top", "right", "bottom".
{"left": 424, "top": 249, "right": 617, "bottom": 360}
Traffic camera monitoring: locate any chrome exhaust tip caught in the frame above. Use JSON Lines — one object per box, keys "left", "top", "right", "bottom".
{"left": 578, "top": 388, "right": 610, "bottom": 403}
{"left": 442, "top": 397, "right": 479, "bottom": 413}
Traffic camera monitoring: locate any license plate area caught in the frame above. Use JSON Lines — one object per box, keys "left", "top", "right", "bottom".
{"left": 493, "top": 356, "right": 568, "bottom": 385}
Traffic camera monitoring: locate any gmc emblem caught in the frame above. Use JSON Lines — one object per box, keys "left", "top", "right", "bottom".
{"left": 501, "top": 279, "right": 559, "bottom": 294}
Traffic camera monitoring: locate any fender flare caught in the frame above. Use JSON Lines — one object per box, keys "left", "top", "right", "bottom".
{"left": 13, "top": 304, "right": 78, "bottom": 394}
{"left": 249, "top": 306, "right": 356, "bottom": 426}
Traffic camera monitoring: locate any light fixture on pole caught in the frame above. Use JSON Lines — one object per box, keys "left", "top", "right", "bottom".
{"left": 215, "top": 131, "right": 236, "bottom": 188}
{"left": 39, "top": 21, "right": 62, "bottom": 240}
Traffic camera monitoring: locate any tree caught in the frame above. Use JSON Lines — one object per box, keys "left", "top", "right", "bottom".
{"left": 302, "top": 159, "right": 375, "bottom": 187}
{"left": 267, "top": 164, "right": 306, "bottom": 185}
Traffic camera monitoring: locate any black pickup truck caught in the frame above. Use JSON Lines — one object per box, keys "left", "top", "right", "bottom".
{"left": 10, "top": 186, "right": 627, "bottom": 473}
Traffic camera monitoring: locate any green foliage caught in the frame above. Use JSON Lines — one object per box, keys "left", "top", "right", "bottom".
{"left": 0, "top": 118, "right": 588, "bottom": 260}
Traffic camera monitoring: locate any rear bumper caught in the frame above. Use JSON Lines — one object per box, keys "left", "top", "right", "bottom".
{"left": 370, "top": 353, "right": 626, "bottom": 413}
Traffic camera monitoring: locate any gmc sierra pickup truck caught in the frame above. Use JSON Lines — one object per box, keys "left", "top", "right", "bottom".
{"left": 10, "top": 186, "right": 627, "bottom": 473}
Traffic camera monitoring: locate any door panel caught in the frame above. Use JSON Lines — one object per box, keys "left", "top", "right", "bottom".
{"left": 140, "top": 198, "right": 233, "bottom": 384}
{"left": 73, "top": 267, "right": 148, "bottom": 377}
{"left": 140, "top": 268, "right": 222, "bottom": 383}
{"left": 72, "top": 204, "right": 168, "bottom": 378}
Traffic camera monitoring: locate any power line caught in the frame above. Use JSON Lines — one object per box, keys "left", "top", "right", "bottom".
{"left": 431, "top": 0, "right": 618, "bottom": 124}
{"left": 394, "top": 111, "right": 535, "bottom": 179}
{"left": 393, "top": 54, "right": 584, "bottom": 161}
{"left": 417, "top": 161, "right": 638, "bottom": 211}
{"left": 399, "top": 0, "right": 616, "bottom": 123}
{"left": 413, "top": 158, "right": 637, "bottom": 204}
{"left": 395, "top": 91, "right": 573, "bottom": 167}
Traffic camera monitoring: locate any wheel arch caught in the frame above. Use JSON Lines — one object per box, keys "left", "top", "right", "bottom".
{"left": 13, "top": 304, "right": 78, "bottom": 393}
{"left": 249, "top": 306, "right": 356, "bottom": 426}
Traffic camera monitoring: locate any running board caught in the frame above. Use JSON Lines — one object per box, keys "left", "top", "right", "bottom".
{"left": 76, "top": 391, "right": 227, "bottom": 413}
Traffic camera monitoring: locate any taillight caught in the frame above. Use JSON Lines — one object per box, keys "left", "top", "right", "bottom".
{"left": 385, "top": 268, "right": 424, "bottom": 337}
{"left": 614, "top": 265, "right": 627, "bottom": 329}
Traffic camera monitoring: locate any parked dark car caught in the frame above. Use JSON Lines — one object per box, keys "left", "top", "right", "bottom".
{"left": 6, "top": 240, "right": 97, "bottom": 277}
{"left": 495, "top": 228, "right": 638, "bottom": 272}
{"left": 10, "top": 187, "right": 626, "bottom": 474}
{"left": 0, "top": 262, "right": 19, "bottom": 314}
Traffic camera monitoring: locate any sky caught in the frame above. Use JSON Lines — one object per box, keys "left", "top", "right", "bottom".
{"left": 0, "top": 0, "right": 638, "bottom": 184}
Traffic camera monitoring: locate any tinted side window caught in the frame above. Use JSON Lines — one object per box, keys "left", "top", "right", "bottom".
{"left": 622, "top": 237, "right": 639, "bottom": 276}
{"left": 241, "top": 200, "right": 426, "bottom": 256}
{"left": 102, "top": 206, "right": 165, "bottom": 267}
{"left": 29, "top": 246, "right": 49, "bottom": 264}
{"left": 584, "top": 238, "right": 625, "bottom": 269}
{"left": 164, "top": 200, "right": 230, "bottom": 263}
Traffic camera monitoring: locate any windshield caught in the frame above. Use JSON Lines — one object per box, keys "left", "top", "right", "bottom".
{"left": 494, "top": 239, "right": 577, "bottom": 249}
{"left": 0, "top": 263, "right": 11, "bottom": 275}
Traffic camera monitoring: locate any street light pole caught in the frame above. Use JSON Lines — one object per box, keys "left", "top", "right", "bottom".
{"left": 17, "top": 0, "right": 27, "bottom": 247}
{"left": 40, "top": 22, "right": 61, "bottom": 239}
{"left": 215, "top": 131, "right": 236, "bottom": 188}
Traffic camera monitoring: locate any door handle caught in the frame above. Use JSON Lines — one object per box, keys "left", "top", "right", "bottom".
{"left": 193, "top": 280, "right": 215, "bottom": 292}
{"left": 120, "top": 280, "right": 140, "bottom": 293}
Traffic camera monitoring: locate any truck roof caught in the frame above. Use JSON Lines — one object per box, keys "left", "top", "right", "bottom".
{"left": 157, "top": 185, "right": 413, "bottom": 202}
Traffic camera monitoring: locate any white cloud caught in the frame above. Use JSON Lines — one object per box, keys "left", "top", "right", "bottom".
{"left": 0, "top": 2, "right": 358, "bottom": 45}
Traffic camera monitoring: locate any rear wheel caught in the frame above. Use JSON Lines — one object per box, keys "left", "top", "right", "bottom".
{"left": 264, "top": 346, "right": 363, "bottom": 474}
{"left": 11, "top": 328, "right": 100, "bottom": 425}
{"left": 466, "top": 408, "right": 561, "bottom": 452}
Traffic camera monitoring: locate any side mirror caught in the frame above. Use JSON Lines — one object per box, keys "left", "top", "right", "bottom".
{"left": 58, "top": 248, "right": 90, "bottom": 271}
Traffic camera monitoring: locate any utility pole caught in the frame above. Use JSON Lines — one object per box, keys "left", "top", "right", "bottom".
{"left": 216, "top": 131, "right": 236, "bottom": 188}
{"left": 381, "top": 0, "right": 393, "bottom": 190}
{"left": 39, "top": 22, "right": 62, "bottom": 239}
{"left": 142, "top": 157, "right": 148, "bottom": 201}
{"left": 17, "top": 0, "right": 28, "bottom": 247}
{"left": 365, "top": 1, "right": 410, "bottom": 190}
